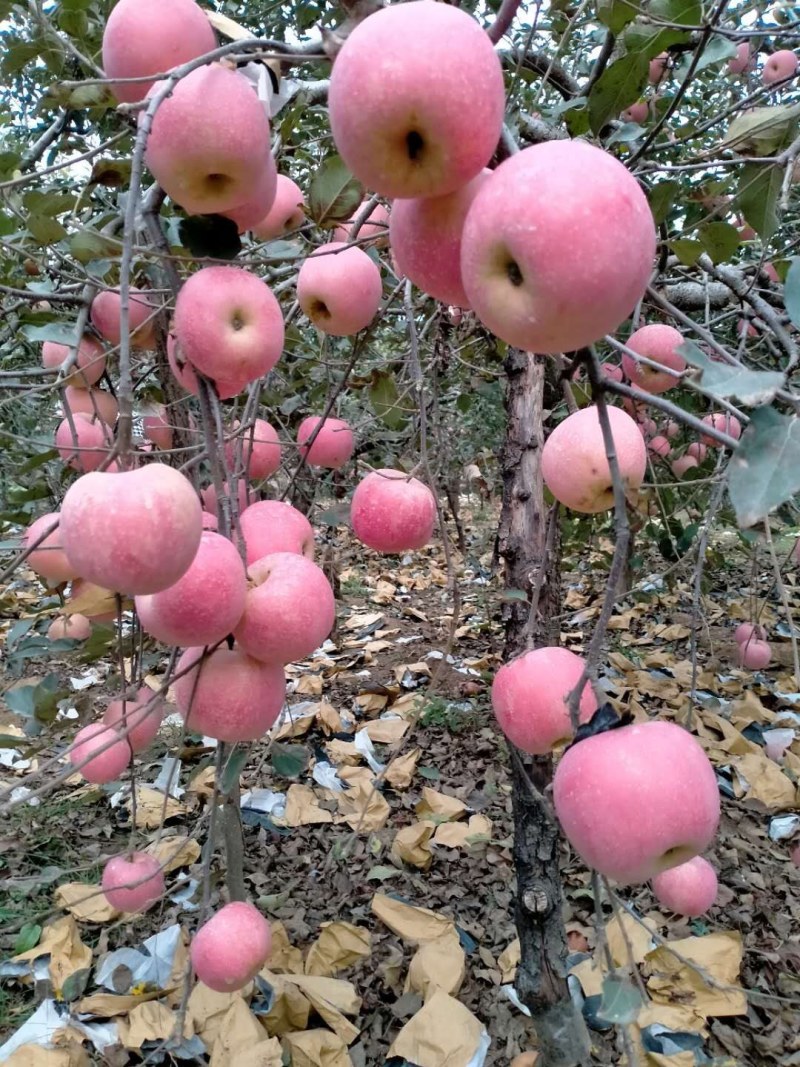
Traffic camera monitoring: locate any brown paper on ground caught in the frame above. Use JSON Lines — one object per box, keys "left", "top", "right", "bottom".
{"left": 76, "top": 991, "right": 165, "bottom": 1017}
{"left": 388, "top": 988, "right": 486, "bottom": 1067}
{"left": 133, "top": 785, "right": 186, "bottom": 828}
{"left": 730, "top": 690, "right": 773, "bottom": 727}
{"left": 144, "top": 833, "right": 201, "bottom": 873}
{"left": 209, "top": 999, "right": 279, "bottom": 1067}
{"left": 117, "top": 1000, "right": 194, "bottom": 1049}
{"left": 358, "top": 717, "right": 409, "bottom": 744}
{"left": 371, "top": 893, "right": 456, "bottom": 945}
{"left": 279, "top": 784, "right": 334, "bottom": 827}
{"left": 498, "top": 939, "right": 520, "bottom": 983}
{"left": 606, "top": 911, "right": 659, "bottom": 967}
{"left": 335, "top": 780, "right": 390, "bottom": 832}
{"left": 404, "top": 929, "right": 466, "bottom": 997}
{"left": 268, "top": 921, "right": 304, "bottom": 974}
{"left": 317, "top": 700, "right": 344, "bottom": 735}
{"left": 294, "top": 674, "right": 324, "bottom": 697}
{"left": 385, "top": 748, "right": 420, "bottom": 790}
{"left": 731, "top": 752, "right": 796, "bottom": 809}
{"left": 284, "top": 974, "right": 360, "bottom": 1043}
{"left": 55, "top": 882, "right": 120, "bottom": 924}
{"left": 259, "top": 972, "right": 311, "bottom": 1035}
{"left": 415, "top": 787, "right": 467, "bottom": 823}
{"left": 274, "top": 705, "right": 317, "bottom": 740}
{"left": 569, "top": 956, "right": 604, "bottom": 998}
{"left": 697, "top": 713, "right": 759, "bottom": 758}
{"left": 305, "top": 922, "right": 371, "bottom": 977}
{"left": 188, "top": 984, "right": 249, "bottom": 1048}
{"left": 391, "top": 822, "right": 434, "bottom": 869}
{"left": 336, "top": 765, "right": 374, "bottom": 789}
{"left": 231, "top": 1040, "right": 284, "bottom": 1067}
{"left": 391, "top": 692, "right": 425, "bottom": 719}
{"left": 5, "top": 1047, "right": 91, "bottom": 1067}
{"left": 186, "top": 765, "right": 216, "bottom": 799}
{"left": 15, "top": 915, "right": 91, "bottom": 991}
{"left": 637, "top": 1000, "right": 709, "bottom": 1034}
{"left": 325, "top": 739, "right": 361, "bottom": 766}
{"left": 432, "top": 815, "right": 492, "bottom": 849}
{"left": 645, "top": 1054, "right": 695, "bottom": 1067}
{"left": 282, "top": 1029, "right": 353, "bottom": 1067}
{"left": 643, "top": 931, "right": 746, "bottom": 1019}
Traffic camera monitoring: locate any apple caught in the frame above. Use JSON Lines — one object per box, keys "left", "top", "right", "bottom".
{"left": 460, "top": 140, "right": 656, "bottom": 353}
{"left": 91, "top": 287, "right": 156, "bottom": 350}
{"left": 234, "top": 552, "right": 336, "bottom": 665}
{"left": 25, "top": 512, "right": 76, "bottom": 584}
{"left": 297, "top": 243, "right": 382, "bottom": 335}
{"left": 651, "top": 856, "right": 718, "bottom": 917}
{"left": 762, "top": 262, "right": 780, "bottom": 283}
{"left": 792, "top": 844, "right": 800, "bottom": 867}
{"left": 135, "top": 531, "right": 247, "bottom": 647}
{"left": 174, "top": 647, "right": 285, "bottom": 741}
{"left": 648, "top": 435, "right": 671, "bottom": 458}
{"left": 102, "top": 0, "right": 217, "bottom": 104}
{"left": 638, "top": 417, "right": 657, "bottom": 439}
{"left": 70, "top": 722, "right": 131, "bottom": 784}
{"left": 225, "top": 419, "right": 282, "bottom": 480}
{"left": 491, "top": 647, "right": 598, "bottom": 754}
{"left": 103, "top": 688, "right": 164, "bottom": 753}
{"left": 700, "top": 413, "right": 741, "bottom": 447}
{"left": 332, "top": 200, "right": 390, "bottom": 247}
{"left": 102, "top": 852, "right": 165, "bottom": 911}
{"left": 734, "top": 622, "right": 766, "bottom": 645}
{"left": 240, "top": 500, "right": 315, "bottom": 565}
{"left": 671, "top": 455, "right": 698, "bottom": 478}
{"left": 328, "top": 1, "right": 504, "bottom": 199}
{"left": 190, "top": 902, "right": 271, "bottom": 992}
{"left": 737, "top": 638, "right": 771, "bottom": 669}
{"left": 251, "top": 174, "right": 305, "bottom": 241}
{"left": 553, "top": 720, "right": 720, "bottom": 885}
{"left": 763, "top": 49, "right": 798, "bottom": 85}
{"left": 622, "top": 101, "right": 649, "bottom": 123}
{"left": 664, "top": 420, "right": 681, "bottom": 439}
{"left": 220, "top": 165, "right": 278, "bottom": 233}
{"left": 649, "top": 52, "right": 669, "bottom": 84}
{"left": 351, "top": 469, "right": 436, "bottom": 553}
{"left": 389, "top": 170, "right": 491, "bottom": 307}
{"left": 297, "top": 416, "right": 354, "bottom": 469}
{"left": 142, "top": 405, "right": 173, "bottom": 450}
{"left": 42, "top": 336, "right": 105, "bottom": 387}
{"left": 621, "top": 324, "right": 686, "bottom": 394}
{"left": 202, "top": 512, "right": 218, "bottom": 531}
{"left": 48, "top": 614, "right": 91, "bottom": 641}
{"left": 60, "top": 463, "right": 203, "bottom": 595}
{"left": 200, "top": 480, "right": 249, "bottom": 519}
{"left": 729, "top": 43, "right": 753, "bottom": 74}
{"left": 542, "top": 406, "right": 647, "bottom": 513}
{"left": 55, "top": 413, "right": 111, "bottom": 472}
{"left": 600, "top": 363, "right": 624, "bottom": 383}
{"left": 686, "top": 441, "right": 708, "bottom": 462}
{"left": 173, "top": 266, "right": 284, "bottom": 392}
{"left": 145, "top": 64, "right": 275, "bottom": 216}
{"left": 166, "top": 333, "right": 200, "bottom": 396}
{"left": 63, "top": 386, "right": 119, "bottom": 427}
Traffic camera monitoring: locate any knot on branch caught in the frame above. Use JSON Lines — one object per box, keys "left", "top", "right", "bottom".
{"left": 522, "top": 884, "right": 551, "bottom": 916}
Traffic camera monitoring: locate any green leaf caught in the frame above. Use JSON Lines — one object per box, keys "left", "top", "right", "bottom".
{"left": 588, "top": 53, "right": 649, "bottom": 133}
{"left": 14, "top": 923, "right": 42, "bottom": 955}
{"left": 70, "top": 230, "right": 119, "bottom": 264}
{"left": 308, "top": 155, "right": 363, "bottom": 227}
{"left": 366, "top": 865, "right": 400, "bottom": 881}
{"left": 220, "top": 745, "right": 250, "bottom": 793}
{"left": 60, "top": 967, "right": 91, "bottom": 1002}
{"left": 737, "top": 163, "right": 782, "bottom": 240}
{"left": 419, "top": 766, "right": 441, "bottom": 780}
{"left": 679, "top": 341, "right": 785, "bottom": 405}
{"left": 721, "top": 105, "right": 800, "bottom": 157}
{"left": 727, "top": 407, "right": 800, "bottom": 528}
{"left": 89, "top": 158, "right": 132, "bottom": 188}
{"left": 649, "top": 0, "right": 701, "bottom": 24}
{"left": 698, "top": 221, "right": 741, "bottom": 263}
{"left": 648, "top": 180, "right": 680, "bottom": 225}
{"left": 784, "top": 257, "right": 800, "bottom": 329}
{"left": 369, "top": 370, "right": 407, "bottom": 431}
{"left": 597, "top": 0, "right": 638, "bottom": 34}
{"left": 596, "top": 974, "right": 644, "bottom": 1024}
{"left": 21, "top": 322, "right": 77, "bottom": 345}
{"left": 23, "top": 191, "right": 75, "bottom": 216}
{"left": 178, "top": 215, "right": 242, "bottom": 260}
{"left": 677, "top": 35, "right": 737, "bottom": 74}
{"left": 271, "top": 742, "right": 309, "bottom": 779}
{"left": 670, "top": 238, "right": 703, "bottom": 266}
{"left": 4, "top": 674, "right": 68, "bottom": 723}
{"left": 27, "top": 215, "right": 68, "bottom": 244}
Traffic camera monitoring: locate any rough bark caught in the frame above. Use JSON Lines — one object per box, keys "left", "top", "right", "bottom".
{"left": 498, "top": 351, "right": 590, "bottom": 1067}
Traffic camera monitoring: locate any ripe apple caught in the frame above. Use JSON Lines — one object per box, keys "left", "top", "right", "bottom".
{"left": 297, "top": 243, "right": 382, "bottom": 335}
{"left": 328, "top": 1, "right": 504, "bottom": 199}
{"left": 737, "top": 638, "right": 771, "bottom": 669}
{"left": 729, "top": 43, "right": 753, "bottom": 74}
{"left": 491, "top": 647, "right": 598, "bottom": 754}
{"left": 173, "top": 266, "right": 284, "bottom": 392}
{"left": 103, "top": 688, "right": 164, "bottom": 753}
{"left": 234, "top": 552, "right": 336, "bottom": 665}
{"left": 102, "top": 852, "right": 165, "bottom": 912}
{"left": 651, "top": 856, "right": 718, "bottom": 917}
{"left": 542, "top": 406, "right": 646, "bottom": 513}
{"left": 166, "top": 332, "right": 200, "bottom": 396}
{"left": 174, "top": 647, "right": 285, "bottom": 741}
{"left": 389, "top": 170, "right": 491, "bottom": 307}
{"left": 251, "top": 174, "right": 305, "bottom": 241}
{"left": 351, "top": 469, "right": 436, "bottom": 553}
{"left": 763, "top": 49, "right": 798, "bottom": 85}
{"left": 55, "top": 413, "right": 111, "bottom": 472}
{"left": 686, "top": 441, "right": 708, "bottom": 462}
{"left": 622, "top": 101, "right": 649, "bottom": 123}
{"left": 553, "top": 720, "right": 720, "bottom": 885}
{"left": 638, "top": 417, "right": 657, "bottom": 439}
{"left": 91, "top": 287, "right": 156, "bottom": 350}
{"left": 648, "top": 435, "right": 671, "bottom": 458}
{"left": 700, "top": 413, "right": 741, "bottom": 447}
{"left": 220, "top": 165, "right": 278, "bottom": 233}
{"left": 145, "top": 64, "right": 275, "bottom": 216}
{"left": 135, "top": 530, "right": 247, "bottom": 647}
{"left": 240, "top": 500, "right": 315, "bottom": 565}
{"left": 460, "top": 140, "right": 656, "bottom": 353}
{"left": 42, "top": 336, "right": 105, "bottom": 387}
{"left": 48, "top": 614, "right": 91, "bottom": 641}
{"left": 297, "top": 416, "right": 354, "bottom": 469}
{"left": 142, "top": 405, "right": 173, "bottom": 451}
{"left": 60, "top": 463, "right": 203, "bottom": 595}
{"left": 25, "top": 512, "right": 76, "bottom": 584}
{"left": 102, "top": 0, "right": 217, "bottom": 104}
{"left": 664, "top": 420, "right": 681, "bottom": 439}
{"left": 734, "top": 622, "right": 766, "bottom": 645}
{"left": 63, "top": 386, "right": 119, "bottom": 427}
{"left": 601, "top": 363, "right": 624, "bottom": 383}
{"left": 671, "top": 455, "right": 698, "bottom": 478}
{"left": 649, "top": 52, "right": 669, "bottom": 84}
{"left": 70, "top": 722, "right": 131, "bottom": 784}
{"left": 621, "top": 324, "right": 686, "bottom": 394}
{"left": 191, "top": 902, "right": 271, "bottom": 992}
{"left": 225, "top": 419, "right": 282, "bottom": 480}
{"left": 332, "top": 200, "right": 390, "bottom": 247}
{"left": 200, "top": 480, "right": 249, "bottom": 519}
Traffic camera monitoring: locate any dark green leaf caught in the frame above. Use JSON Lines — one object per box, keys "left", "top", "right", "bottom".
{"left": 308, "top": 155, "right": 363, "bottom": 227}
{"left": 784, "top": 257, "right": 800, "bottom": 329}
{"left": 271, "top": 742, "right": 309, "bottom": 779}
{"left": 698, "top": 221, "right": 741, "bottom": 263}
{"left": 597, "top": 0, "right": 638, "bottom": 34}
{"left": 27, "top": 215, "right": 68, "bottom": 244}
{"left": 60, "top": 967, "right": 91, "bottom": 1002}
{"left": 23, "top": 191, "right": 75, "bottom": 216}
{"left": 737, "top": 163, "right": 782, "bottom": 240}
{"left": 588, "top": 53, "right": 649, "bottom": 133}
{"left": 369, "top": 370, "right": 407, "bottom": 431}
{"left": 727, "top": 407, "right": 800, "bottom": 527}
{"left": 178, "top": 215, "right": 242, "bottom": 260}
{"left": 679, "top": 341, "right": 785, "bottom": 405}
{"left": 648, "top": 180, "right": 680, "bottom": 225}
{"left": 89, "top": 159, "right": 132, "bottom": 188}
{"left": 70, "top": 230, "right": 120, "bottom": 264}
{"left": 14, "top": 923, "right": 42, "bottom": 955}
{"left": 220, "top": 745, "right": 250, "bottom": 793}
{"left": 596, "top": 974, "right": 644, "bottom": 1024}
{"left": 624, "top": 23, "right": 689, "bottom": 60}
{"left": 649, "top": 0, "right": 701, "bottom": 24}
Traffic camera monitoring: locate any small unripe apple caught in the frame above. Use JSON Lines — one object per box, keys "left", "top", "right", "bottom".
{"left": 25, "top": 512, "right": 76, "bottom": 584}
{"left": 102, "top": 852, "right": 165, "bottom": 911}
{"left": 42, "top": 336, "right": 106, "bottom": 387}
{"left": 734, "top": 622, "right": 766, "bottom": 645}
{"left": 622, "top": 324, "right": 686, "bottom": 394}
{"left": 671, "top": 455, "right": 698, "bottom": 478}
{"left": 191, "top": 901, "right": 271, "bottom": 992}
{"left": 91, "top": 287, "right": 156, "bottom": 350}
{"left": 297, "top": 416, "right": 354, "bottom": 469}
{"left": 351, "top": 469, "right": 437, "bottom": 553}
{"left": 651, "top": 856, "right": 718, "bottom": 917}
{"left": 491, "top": 647, "right": 598, "bottom": 754}
{"left": 700, "top": 413, "right": 741, "bottom": 447}
{"left": 225, "top": 419, "right": 282, "bottom": 480}
{"left": 240, "top": 500, "right": 315, "bottom": 565}
{"left": 63, "top": 386, "right": 119, "bottom": 427}
{"left": 297, "top": 243, "right": 382, "bottom": 336}
{"left": 175, "top": 647, "right": 285, "bottom": 741}
{"left": 737, "top": 638, "right": 771, "bottom": 669}
{"left": 648, "top": 435, "right": 671, "bottom": 458}
{"left": 70, "top": 722, "right": 131, "bottom": 784}
{"left": 103, "top": 689, "right": 164, "bottom": 753}
{"left": 763, "top": 49, "right": 798, "bottom": 85}
{"left": 333, "top": 201, "right": 390, "bottom": 247}
{"left": 728, "top": 43, "right": 752, "bottom": 74}
{"left": 48, "top": 614, "right": 91, "bottom": 641}
{"left": 251, "top": 175, "right": 305, "bottom": 241}
{"left": 55, "top": 413, "right": 111, "bottom": 472}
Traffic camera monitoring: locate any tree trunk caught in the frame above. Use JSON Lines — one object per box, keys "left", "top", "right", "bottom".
{"left": 498, "top": 351, "right": 590, "bottom": 1067}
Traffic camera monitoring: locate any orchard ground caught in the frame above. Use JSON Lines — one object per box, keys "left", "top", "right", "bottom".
{"left": 1, "top": 496, "right": 799, "bottom": 1063}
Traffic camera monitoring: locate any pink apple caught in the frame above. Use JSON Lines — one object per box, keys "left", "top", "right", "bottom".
{"left": 220, "top": 165, "right": 278, "bottom": 233}
{"left": 648, "top": 435, "right": 671, "bottom": 458}
{"left": 542, "top": 406, "right": 646, "bottom": 513}
{"left": 145, "top": 64, "right": 274, "bottom": 216}
{"left": 622, "top": 101, "right": 649, "bottom": 123}
{"left": 553, "top": 720, "right": 720, "bottom": 885}
{"left": 42, "top": 336, "right": 105, "bottom": 387}
{"left": 734, "top": 622, "right": 766, "bottom": 645}
{"left": 328, "top": 1, "right": 504, "bottom": 199}
{"left": 103, "top": 688, "right": 164, "bottom": 753}
{"left": 70, "top": 722, "right": 131, "bottom": 784}
{"left": 686, "top": 441, "right": 708, "bottom": 462}
{"left": 671, "top": 455, "right": 698, "bottom": 478}
{"left": 460, "top": 140, "right": 656, "bottom": 353}
{"left": 792, "top": 844, "right": 800, "bottom": 867}
{"left": 63, "top": 386, "right": 119, "bottom": 427}
{"left": 48, "top": 614, "right": 91, "bottom": 641}
{"left": 729, "top": 43, "right": 753, "bottom": 74}
{"left": 351, "top": 469, "right": 436, "bottom": 553}
{"left": 173, "top": 266, "right": 284, "bottom": 392}
{"left": 25, "top": 512, "right": 76, "bottom": 584}
{"left": 738, "top": 318, "right": 758, "bottom": 339}
{"left": 389, "top": 170, "right": 491, "bottom": 307}
{"left": 55, "top": 413, "right": 111, "bottom": 472}
{"left": 166, "top": 332, "right": 200, "bottom": 396}
{"left": 332, "top": 200, "right": 390, "bottom": 247}
{"left": 664, "top": 420, "right": 681, "bottom": 439}
{"left": 135, "top": 531, "right": 247, "bottom": 647}
{"left": 142, "top": 406, "right": 173, "bottom": 451}
{"left": 763, "top": 49, "right": 798, "bottom": 85}
{"left": 60, "top": 464, "right": 203, "bottom": 595}
{"left": 91, "top": 287, "right": 156, "bottom": 350}
{"left": 225, "top": 419, "right": 282, "bottom": 480}
{"left": 700, "top": 413, "right": 741, "bottom": 447}
{"left": 251, "top": 175, "right": 305, "bottom": 241}
{"left": 297, "top": 416, "right": 354, "bottom": 469}
{"left": 622, "top": 324, "right": 686, "bottom": 394}
{"left": 200, "top": 481, "right": 249, "bottom": 519}
{"left": 234, "top": 552, "right": 335, "bottom": 665}
{"left": 491, "top": 647, "right": 598, "bottom": 755}
{"left": 737, "top": 638, "right": 771, "bottom": 669}
{"left": 762, "top": 262, "right": 780, "bottom": 283}
{"left": 297, "top": 243, "right": 382, "bottom": 335}
{"left": 102, "top": 0, "right": 217, "bottom": 104}
{"left": 638, "top": 417, "right": 657, "bottom": 439}
{"left": 202, "top": 512, "right": 218, "bottom": 531}
{"left": 174, "top": 647, "right": 285, "bottom": 741}
{"left": 191, "top": 902, "right": 271, "bottom": 992}
{"left": 102, "top": 852, "right": 165, "bottom": 912}
{"left": 649, "top": 52, "right": 669, "bottom": 84}
{"left": 652, "top": 856, "right": 718, "bottom": 917}
{"left": 601, "top": 363, "right": 624, "bottom": 383}
{"left": 240, "top": 500, "right": 315, "bottom": 565}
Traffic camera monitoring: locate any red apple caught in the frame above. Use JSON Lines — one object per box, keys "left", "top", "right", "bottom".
{"left": 240, "top": 500, "right": 315, "bottom": 565}
{"left": 351, "top": 469, "right": 436, "bottom": 553}
{"left": 42, "top": 336, "right": 105, "bottom": 387}
{"left": 671, "top": 455, "right": 698, "bottom": 478}
{"left": 48, "top": 614, "right": 91, "bottom": 641}
{"left": 55, "top": 413, "right": 111, "bottom": 472}
{"left": 728, "top": 43, "right": 752, "bottom": 74}
{"left": 737, "top": 638, "right": 771, "bottom": 669}
{"left": 297, "top": 416, "right": 354, "bottom": 469}
{"left": 622, "top": 101, "right": 649, "bottom": 123}
{"left": 225, "top": 419, "right": 282, "bottom": 480}
{"left": 200, "top": 480, "right": 249, "bottom": 519}
{"left": 142, "top": 405, "right": 173, "bottom": 451}
{"left": 700, "top": 413, "right": 741, "bottom": 447}
{"left": 649, "top": 52, "right": 668, "bottom": 85}
{"left": 297, "top": 243, "right": 382, "bottom": 336}
{"left": 220, "top": 166, "right": 278, "bottom": 233}
{"left": 70, "top": 722, "right": 131, "bottom": 784}
{"left": 621, "top": 324, "right": 686, "bottom": 394}
{"left": 651, "top": 856, "right": 718, "bottom": 917}
{"left": 251, "top": 175, "right": 305, "bottom": 241}
{"left": 63, "top": 386, "right": 119, "bottom": 427}
{"left": 102, "top": 852, "right": 165, "bottom": 911}
{"left": 332, "top": 200, "right": 390, "bottom": 247}
{"left": 191, "top": 902, "right": 271, "bottom": 992}
{"left": 734, "top": 622, "right": 766, "bottom": 645}
{"left": 648, "top": 435, "right": 671, "bottom": 458}
{"left": 91, "top": 287, "right": 156, "bottom": 350}
{"left": 686, "top": 441, "right": 708, "bottom": 462}
{"left": 763, "top": 49, "right": 798, "bottom": 85}
{"left": 25, "top": 512, "right": 76, "bottom": 584}
{"left": 103, "top": 688, "right": 164, "bottom": 753}
{"left": 601, "top": 363, "right": 624, "bottom": 383}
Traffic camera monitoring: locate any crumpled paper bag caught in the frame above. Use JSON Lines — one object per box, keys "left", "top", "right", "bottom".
{"left": 391, "top": 823, "right": 434, "bottom": 869}
{"left": 388, "top": 988, "right": 489, "bottom": 1067}
{"left": 305, "top": 922, "right": 371, "bottom": 977}
{"left": 371, "top": 894, "right": 455, "bottom": 945}
{"left": 14, "top": 915, "right": 91, "bottom": 992}
{"left": 415, "top": 788, "right": 467, "bottom": 823}
{"left": 404, "top": 929, "right": 465, "bottom": 997}
{"left": 282, "top": 1029, "right": 353, "bottom": 1067}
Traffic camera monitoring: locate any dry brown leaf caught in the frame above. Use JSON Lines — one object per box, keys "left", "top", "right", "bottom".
{"left": 371, "top": 893, "right": 455, "bottom": 944}
{"left": 388, "top": 987, "right": 486, "bottom": 1066}
{"left": 55, "top": 882, "right": 120, "bottom": 923}
{"left": 335, "top": 779, "right": 390, "bottom": 832}
{"left": 415, "top": 787, "right": 467, "bottom": 823}
{"left": 185, "top": 765, "right": 216, "bottom": 799}
{"left": 304, "top": 922, "right": 371, "bottom": 977}
{"left": 404, "top": 929, "right": 465, "bottom": 997}
{"left": 280, "top": 784, "right": 334, "bottom": 827}
{"left": 432, "top": 815, "right": 492, "bottom": 849}
{"left": 391, "top": 822, "right": 434, "bottom": 870}
{"left": 282, "top": 1029, "right": 353, "bottom": 1067}
{"left": 64, "top": 582, "right": 121, "bottom": 618}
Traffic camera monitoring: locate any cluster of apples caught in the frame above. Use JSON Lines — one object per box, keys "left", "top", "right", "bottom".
{"left": 734, "top": 622, "right": 772, "bottom": 670}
